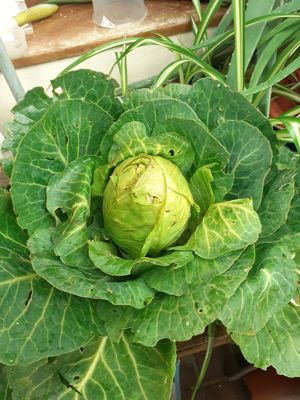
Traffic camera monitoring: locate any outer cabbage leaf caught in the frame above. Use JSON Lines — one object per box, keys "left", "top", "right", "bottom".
{"left": 0, "top": 365, "right": 11, "bottom": 400}
{"left": 0, "top": 200, "right": 104, "bottom": 366}
{"left": 100, "top": 98, "right": 199, "bottom": 159}
{"left": 189, "top": 166, "right": 214, "bottom": 210}
{"left": 51, "top": 69, "right": 124, "bottom": 118}
{"left": 107, "top": 121, "right": 194, "bottom": 174}
{"left": 181, "top": 78, "right": 276, "bottom": 147}
{"left": 231, "top": 304, "right": 300, "bottom": 377}
{"left": 143, "top": 250, "right": 243, "bottom": 296}
{"left": 1, "top": 87, "right": 51, "bottom": 176}
{"left": 210, "top": 169, "right": 234, "bottom": 202}
{"left": 89, "top": 239, "right": 193, "bottom": 277}
{"left": 2, "top": 70, "right": 122, "bottom": 177}
{"left": 6, "top": 335, "right": 176, "bottom": 400}
{"left": 11, "top": 99, "right": 113, "bottom": 234}
{"left": 188, "top": 165, "right": 229, "bottom": 219}
{"left": 124, "top": 83, "right": 191, "bottom": 109}
{"left": 258, "top": 168, "right": 295, "bottom": 237}
{"left": 101, "top": 247, "right": 255, "bottom": 345}
{"left": 46, "top": 156, "right": 102, "bottom": 267}
{"left": 28, "top": 229, "right": 155, "bottom": 309}
{"left": 220, "top": 243, "right": 297, "bottom": 335}
{"left": 182, "top": 199, "right": 261, "bottom": 258}
{"left": 212, "top": 121, "right": 272, "bottom": 209}
{"left": 260, "top": 162, "right": 300, "bottom": 243}
{"left": 152, "top": 118, "right": 229, "bottom": 171}
{"left": 188, "top": 166, "right": 234, "bottom": 209}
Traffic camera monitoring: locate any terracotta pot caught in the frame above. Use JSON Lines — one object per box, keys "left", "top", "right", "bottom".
{"left": 244, "top": 367, "right": 300, "bottom": 400}
{"left": 269, "top": 69, "right": 300, "bottom": 118}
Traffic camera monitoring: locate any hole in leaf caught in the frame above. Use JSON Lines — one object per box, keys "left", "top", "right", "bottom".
{"left": 198, "top": 308, "right": 203, "bottom": 313}
{"left": 168, "top": 149, "right": 175, "bottom": 156}
{"left": 65, "top": 136, "right": 69, "bottom": 145}
{"left": 25, "top": 290, "right": 32, "bottom": 307}
{"left": 79, "top": 347, "right": 84, "bottom": 352}
{"left": 45, "top": 156, "right": 54, "bottom": 161}
{"left": 55, "top": 87, "right": 63, "bottom": 95}
{"left": 55, "top": 208, "right": 68, "bottom": 223}
{"left": 73, "top": 376, "right": 80, "bottom": 381}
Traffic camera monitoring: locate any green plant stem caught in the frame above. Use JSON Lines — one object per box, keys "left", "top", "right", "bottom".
{"left": 115, "top": 45, "right": 128, "bottom": 96}
{"left": 232, "top": 0, "right": 245, "bottom": 91}
{"left": 191, "top": 324, "right": 215, "bottom": 400}
{"left": 273, "top": 84, "right": 300, "bottom": 103}
{"left": 176, "top": 54, "right": 185, "bottom": 84}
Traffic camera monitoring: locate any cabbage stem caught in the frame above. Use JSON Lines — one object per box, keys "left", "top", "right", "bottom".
{"left": 191, "top": 323, "right": 215, "bottom": 400}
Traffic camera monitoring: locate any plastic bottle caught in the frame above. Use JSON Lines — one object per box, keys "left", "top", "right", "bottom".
{"left": 92, "top": 0, "right": 147, "bottom": 28}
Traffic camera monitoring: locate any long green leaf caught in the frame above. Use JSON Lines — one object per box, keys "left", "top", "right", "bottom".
{"left": 192, "top": 14, "right": 300, "bottom": 59}
{"left": 249, "top": 28, "right": 297, "bottom": 90}
{"left": 231, "top": 0, "right": 245, "bottom": 91}
{"left": 113, "top": 36, "right": 225, "bottom": 82}
{"left": 270, "top": 116, "right": 300, "bottom": 154}
{"left": 193, "top": 0, "right": 223, "bottom": 46}
{"left": 184, "top": 0, "right": 223, "bottom": 82}
{"left": 253, "top": 35, "right": 300, "bottom": 106}
{"left": 190, "top": 14, "right": 199, "bottom": 36}
{"left": 243, "top": 56, "right": 300, "bottom": 96}
{"left": 58, "top": 37, "right": 144, "bottom": 77}
{"left": 56, "top": 15, "right": 299, "bottom": 84}
{"left": 273, "top": 0, "right": 300, "bottom": 14}
{"left": 227, "top": 0, "right": 276, "bottom": 89}
{"left": 213, "top": 4, "right": 233, "bottom": 36}
{"left": 191, "top": 0, "right": 203, "bottom": 20}
{"left": 152, "top": 59, "right": 190, "bottom": 88}
{"left": 258, "top": 16, "right": 299, "bottom": 47}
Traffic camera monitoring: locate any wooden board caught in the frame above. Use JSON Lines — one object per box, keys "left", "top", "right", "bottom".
{"left": 14, "top": 1, "right": 225, "bottom": 68}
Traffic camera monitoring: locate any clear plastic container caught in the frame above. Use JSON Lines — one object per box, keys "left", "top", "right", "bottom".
{"left": 0, "top": 17, "right": 27, "bottom": 60}
{"left": 92, "top": 0, "right": 147, "bottom": 28}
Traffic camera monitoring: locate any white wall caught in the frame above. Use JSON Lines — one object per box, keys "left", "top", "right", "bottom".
{"left": 0, "top": 32, "right": 194, "bottom": 130}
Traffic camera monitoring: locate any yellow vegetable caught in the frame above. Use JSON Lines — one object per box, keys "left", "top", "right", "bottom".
{"left": 14, "top": 4, "right": 59, "bottom": 26}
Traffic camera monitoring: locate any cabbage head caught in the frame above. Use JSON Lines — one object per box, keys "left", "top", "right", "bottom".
{"left": 103, "top": 155, "right": 194, "bottom": 258}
